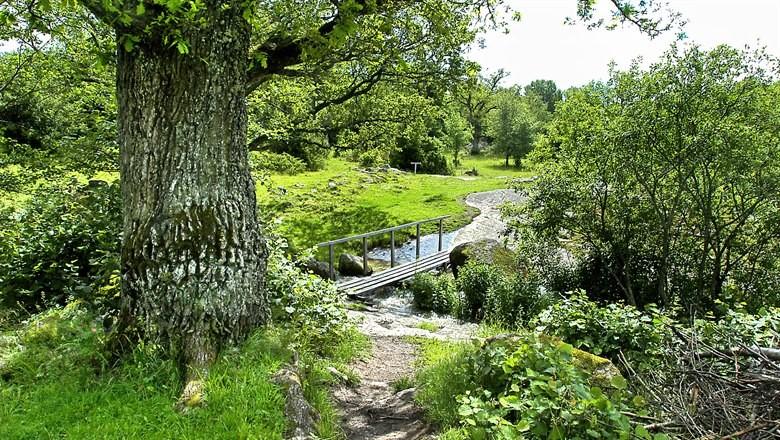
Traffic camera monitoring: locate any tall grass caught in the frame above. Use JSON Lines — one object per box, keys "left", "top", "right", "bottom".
{"left": 0, "top": 304, "right": 366, "bottom": 439}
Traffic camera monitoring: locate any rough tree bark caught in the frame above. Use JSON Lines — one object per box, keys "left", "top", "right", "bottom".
{"left": 115, "top": 5, "right": 268, "bottom": 401}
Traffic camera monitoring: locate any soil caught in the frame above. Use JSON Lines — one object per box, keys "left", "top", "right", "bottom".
{"left": 331, "top": 336, "right": 432, "bottom": 440}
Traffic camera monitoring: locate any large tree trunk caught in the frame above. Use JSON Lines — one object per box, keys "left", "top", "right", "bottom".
{"left": 116, "top": 5, "right": 267, "bottom": 394}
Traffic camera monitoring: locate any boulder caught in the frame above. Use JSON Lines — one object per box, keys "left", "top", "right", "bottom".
{"left": 449, "top": 239, "right": 516, "bottom": 278}
{"left": 483, "top": 334, "right": 622, "bottom": 389}
{"left": 339, "top": 253, "right": 372, "bottom": 277}
{"left": 304, "top": 259, "right": 332, "bottom": 279}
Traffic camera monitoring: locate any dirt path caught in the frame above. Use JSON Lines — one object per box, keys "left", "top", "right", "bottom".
{"left": 332, "top": 188, "right": 527, "bottom": 439}
{"left": 332, "top": 336, "right": 431, "bottom": 440}
{"left": 333, "top": 291, "right": 477, "bottom": 440}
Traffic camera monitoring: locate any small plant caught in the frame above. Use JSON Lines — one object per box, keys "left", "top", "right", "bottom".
{"left": 265, "top": 235, "right": 352, "bottom": 357}
{"left": 416, "top": 321, "right": 441, "bottom": 332}
{"left": 407, "top": 272, "right": 459, "bottom": 315}
{"left": 456, "top": 261, "right": 504, "bottom": 321}
{"left": 390, "top": 376, "right": 415, "bottom": 392}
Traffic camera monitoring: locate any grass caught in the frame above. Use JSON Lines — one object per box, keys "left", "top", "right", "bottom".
{"left": 390, "top": 376, "right": 415, "bottom": 393}
{"left": 257, "top": 155, "right": 533, "bottom": 256}
{"left": 0, "top": 303, "right": 367, "bottom": 440}
{"left": 415, "top": 321, "right": 441, "bottom": 332}
{"left": 407, "top": 336, "right": 476, "bottom": 429}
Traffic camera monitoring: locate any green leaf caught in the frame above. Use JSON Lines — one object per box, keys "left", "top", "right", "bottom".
{"left": 609, "top": 375, "right": 627, "bottom": 390}
{"left": 175, "top": 40, "right": 189, "bottom": 55}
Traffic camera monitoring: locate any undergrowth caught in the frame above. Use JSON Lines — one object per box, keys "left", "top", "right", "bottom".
{"left": 0, "top": 302, "right": 367, "bottom": 439}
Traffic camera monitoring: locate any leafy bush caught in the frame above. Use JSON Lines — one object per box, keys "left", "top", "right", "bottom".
{"left": 0, "top": 180, "right": 121, "bottom": 313}
{"left": 390, "top": 134, "right": 452, "bottom": 175}
{"left": 456, "top": 334, "right": 653, "bottom": 440}
{"left": 408, "top": 272, "right": 459, "bottom": 315}
{"left": 249, "top": 150, "right": 306, "bottom": 175}
{"left": 456, "top": 261, "right": 504, "bottom": 321}
{"left": 483, "top": 275, "right": 550, "bottom": 328}
{"left": 357, "top": 148, "right": 387, "bottom": 168}
{"left": 531, "top": 291, "right": 671, "bottom": 366}
{"left": 693, "top": 304, "right": 780, "bottom": 348}
{"left": 264, "top": 237, "right": 350, "bottom": 356}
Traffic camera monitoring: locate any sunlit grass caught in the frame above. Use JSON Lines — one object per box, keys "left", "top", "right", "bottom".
{"left": 257, "top": 156, "right": 533, "bottom": 255}
{"left": 0, "top": 305, "right": 366, "bottom": 440}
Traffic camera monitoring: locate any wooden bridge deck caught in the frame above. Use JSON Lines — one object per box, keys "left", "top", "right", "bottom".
{"left": 337, "top": 250, "right": 450, "bottom": 296}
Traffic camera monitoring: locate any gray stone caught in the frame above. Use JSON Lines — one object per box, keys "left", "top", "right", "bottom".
{"left": 304, "top": 259, "right": 332, "bottom": 279}
{"left": 449, "top": 239, "right": 516, "bottom": 278}
{"left": 339, "top": 253, "right": 372, "bottom": 276}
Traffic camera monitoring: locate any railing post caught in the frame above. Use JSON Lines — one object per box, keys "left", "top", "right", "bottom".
{"left": 390, "top": 230, "right": 395, "bottom": 268}
{"left": 329, "top": 243, "right": 335, "bottom": 280}
{"left": 438, "top": 218, "right": 443, "bottom": 252}
{"left": 416, "top": 223, "right": 421, "bottom": 260}
{"left": 362, "top": 237, "right": 368, "bottom": 275}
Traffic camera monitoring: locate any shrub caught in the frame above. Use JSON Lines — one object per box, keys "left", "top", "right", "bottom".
{"left": 0, "top": 180, "right": 121, "bottom": 313}
{"left": 456, "top": 333, "right": 648, "bottom": 440}
{"left": 531, "top": 291, "right": 671, "bottom": 367}
{"left": 408, "top": 272, "right": 459, "bottom": 315}
{"left": 389, "top": 135, "right": 453, "bottom": 175}
{"left": 456, "top": 261, "right": 505, "bottom": 321}
{"left": 249, "top": 150, "right": 306, "bottom": 175}
{"left": 357, "top": 148, "right": 387, "bottom": 168}
{"left": 264, "top": 236, "right": 350, "bottom": 356}
{"left": 483, "top": 275, "right": 548, "bottom": 328}
{"left": 693, "top": 304, "right": 780, "bottom": 348}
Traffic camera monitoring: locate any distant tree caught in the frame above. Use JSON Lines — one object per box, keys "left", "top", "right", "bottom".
{"left": 443, "top": 108, "right": 472, "bottom": 167}
{"left": 454, "top": 68, "right": 507, "bottom": 154}
{"left": 525, "top": 79, "right": 562, "bottom": 113}
{"left": 489, "top": 89, "right": 549, "bottom": 167}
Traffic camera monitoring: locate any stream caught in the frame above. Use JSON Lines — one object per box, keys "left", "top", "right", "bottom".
{"left": 348, "top": 188, "right": 527, "bottom": 340}
{"left": 365, "top": 188, "right": 526, "bottom": 265}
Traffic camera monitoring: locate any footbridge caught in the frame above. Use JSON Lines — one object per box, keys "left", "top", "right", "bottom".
{"left": 317, "top": 216, "right": 452, "bottom": 296}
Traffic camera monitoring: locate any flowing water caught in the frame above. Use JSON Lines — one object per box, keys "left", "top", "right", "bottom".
{"left": 366, "top": 231, "right": 457, "bottom": 264}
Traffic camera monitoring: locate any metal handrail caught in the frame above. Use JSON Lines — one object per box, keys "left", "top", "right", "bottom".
{"left": 316, "top": 215, "right": 449, "bottom": 247}
{"left": 317, "top": 215, "right": 450, "bottom": 280}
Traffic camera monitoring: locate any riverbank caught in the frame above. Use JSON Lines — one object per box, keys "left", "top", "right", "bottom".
{"left": 330, "top": 187, "right": 526, "bottom": 439}
{"left": 256, "top": 157, "right": 533, "bottom": 256}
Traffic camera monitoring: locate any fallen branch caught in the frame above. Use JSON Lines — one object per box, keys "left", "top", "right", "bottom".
{"left": 273, "top": 354, "right": 320, "bottom": 440}
{"left": 696, "top": 346, "right": 780, "bottom": 363}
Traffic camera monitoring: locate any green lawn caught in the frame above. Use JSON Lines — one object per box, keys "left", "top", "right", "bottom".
{"left": 257, "top": 155, "right": 533, "bottom": 256}
{"left": 0, "top": 305, "right": 364, "bottom": 440}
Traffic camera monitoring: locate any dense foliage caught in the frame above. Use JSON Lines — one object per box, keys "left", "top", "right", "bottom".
{"left": 456, "top": 335, "right": 646, "bottom": 440}
{"left": 0, "top": 179, "right": 121, "bottom": 313}
{"left": 408, "top": 272, "right": 460, "bottom": 315}
{"left": 511, "top": 45, "right": 780, "bottom": 314}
